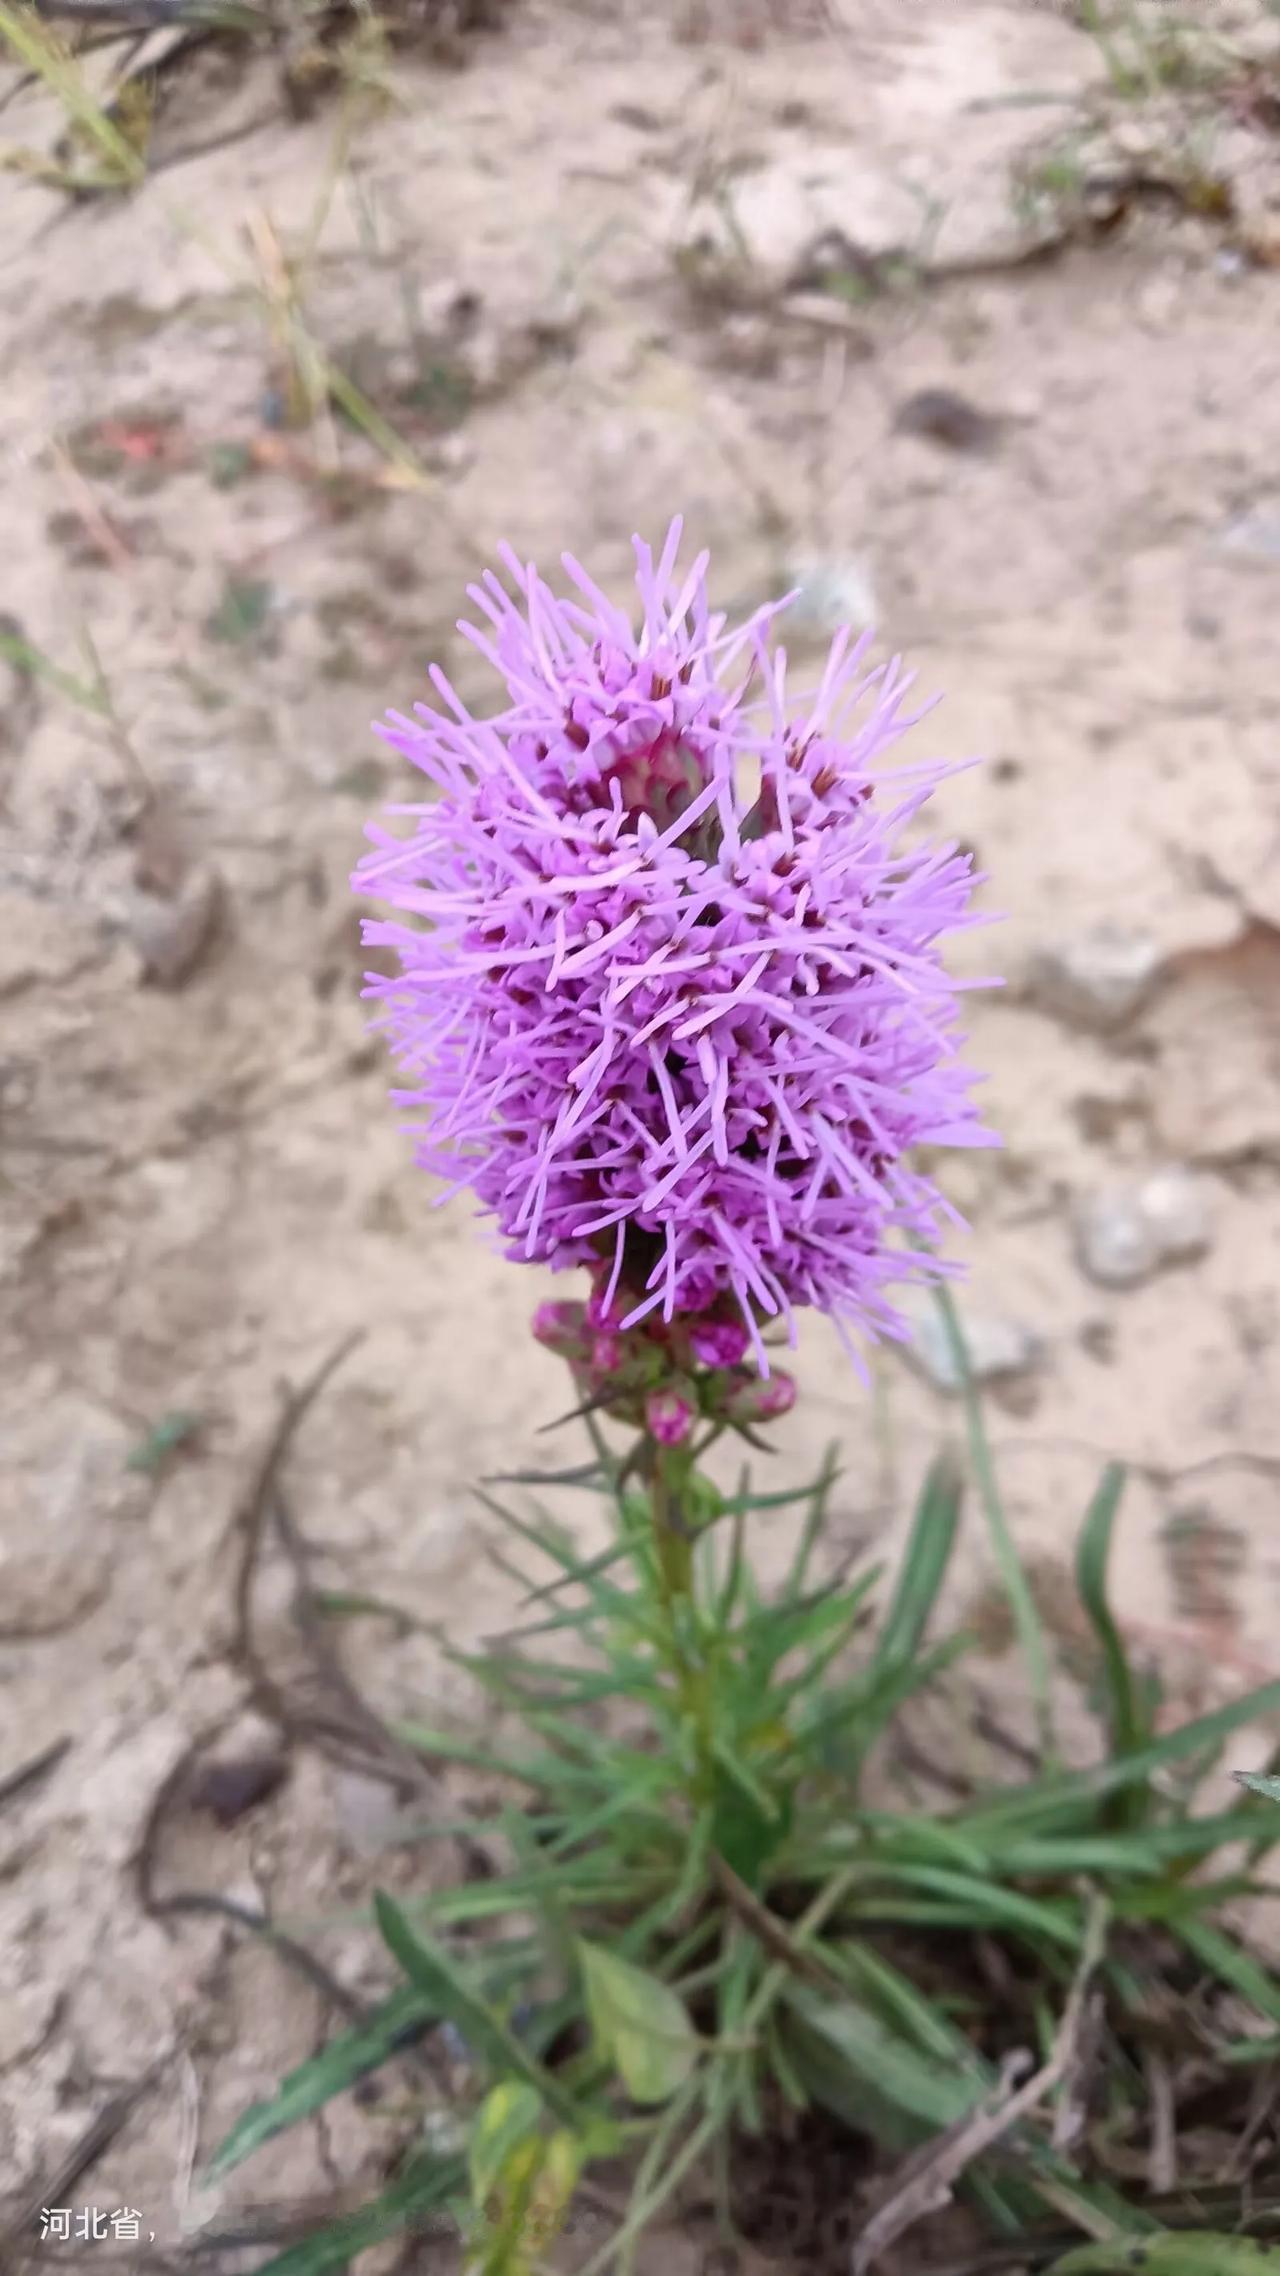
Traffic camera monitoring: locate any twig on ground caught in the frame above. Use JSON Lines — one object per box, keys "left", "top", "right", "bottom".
{"left": 0, "top": 2063, "right": 167, "bottom": 2274}
{"left": 225, "top": 1328, "right": 365, "bottom": 1643}
{"left": 1145, "top": 2050, "right": 1177, "bottom": 2196}
{"left": 0, "top": 1736, "right": 70, "bottom": 1811}
{"left": 709, "top": 1854, "right": 846, "bottom": 1993}
{"left": 849, "top": 1894, "right": 1110, "bottom": 2274}
{"left": 135, "top": 1332, "right": 490, "bottom": 2044}
{"left": 50, "top": 437, "right": 133, "bottom": 570}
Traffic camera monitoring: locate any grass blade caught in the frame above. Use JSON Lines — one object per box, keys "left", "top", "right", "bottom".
{"left": 867, "top": 1450, "right": 963, "bottom": 1680}
{"left": 930, "top": 1280, "right": 1055, "bottom": 1762}
{"left": 965, "top": 1681, "right": 1280, "bottom": 1837}
{"left": 1075, "top": 1464, "right": 1147, "bottom": 1784}
{"left": 374, "top": 1893, "right": 580, "bottom": 2125}
{"left": 206, "top": 1988, "right": 435, "bottom": 2179}
{"left": 246, "top": 2148, "right": 464, "bottom": 2275}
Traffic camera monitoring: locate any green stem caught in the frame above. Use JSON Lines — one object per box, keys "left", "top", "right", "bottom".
{"left": 647, "top": 1440, "right": 716, "bottom": 1801}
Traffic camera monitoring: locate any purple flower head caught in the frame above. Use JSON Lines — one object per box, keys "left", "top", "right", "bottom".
{"left": 355, "top": 522, "right": 998, "bottom": 1372}
{"left": 688, "top": 1317, "right": 752, "bottom": 1371}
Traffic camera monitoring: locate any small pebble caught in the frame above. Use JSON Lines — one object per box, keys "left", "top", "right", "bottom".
{"left": 189, "top": 1752, "right": 289, "bottom": 1828}
{"left": 1073, "top": 1166, "right": 1212, "bottom": 1290}
{"left": 130, "top": 864, "right": 224, "bottom": 990}
{"left": 903, "top": 1304, "right": 1043, "bottom": 1395}
{"left": 893, "top": 387, "right": 1003, "bottom": 453}
{"left": 1027, "top": 925, "right": 1163, "bottom": 1032}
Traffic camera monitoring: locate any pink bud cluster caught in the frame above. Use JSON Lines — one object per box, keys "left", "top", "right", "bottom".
{"left": 533, "top": 1277, "right": 796, "bottom": 1447}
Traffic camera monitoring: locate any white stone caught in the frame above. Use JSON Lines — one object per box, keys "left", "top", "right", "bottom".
{"left": 1027, "top": 926, "right": 1163, "bottom": 1032}
{"left": 902, "top": 1305, "right": 1043, "bottom": 1394}
{"left": 1074, "top": 1167, "right": 1212, "bottom": 1290}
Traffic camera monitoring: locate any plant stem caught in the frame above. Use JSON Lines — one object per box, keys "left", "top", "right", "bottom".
{"left": 647, "top": 1440, "right": 716, "bottom": 1801}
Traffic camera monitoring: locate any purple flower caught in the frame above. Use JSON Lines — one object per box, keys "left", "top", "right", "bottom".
{"left": 355, "top": 521, "right": 997, "bottom": 1370}
{"left": 688, "top": 1317, "right": 752, "bottom": 1371}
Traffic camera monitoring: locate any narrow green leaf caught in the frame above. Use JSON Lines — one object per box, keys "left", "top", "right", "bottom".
{"left": 990, "top": 1813, "right": 1272, "bottom": 1877}
{"left": 858, "top": 1814, "right": 990, "bottom": 1875}
{"left": 1075, "top": 1464, "right": 1147, "bottom": 1787}
{"left": 486, "top": 1461, "right": 610, "bottom": 1491}
{"left": 393, "top": 1722, "right": 533, "bottom": 1778}
{"left": 842, "top": 1863, "right": 1080, "bottom": 1948}
{"left": 1221, "top": 2032, "right": 1280, "bottom": 2065}
{"left": 780, "top": 1443, "right": 842, "bottom": 1605}
{"left": 818, "top": 1940, "right": 978, "bottom": 2063}
{"left": 1236, "top": 1772, "right": 1280, "bottom": 1805}
{"left": 930, "top": 1278, "right": 1055, "bottom": 1762}
{"left": 206, "top": 1987, "right": 434, "bottom": 2178}
{"left": 577, "top": 1939, "right": 700, "bottom": 2105}
{"left": 765, "top": 1569, "right": 884, "bottom": 1710}
{"left": 317, "top": 1591, "right": 435, "bottom": 1634}
{"left": 246, "top": 2147, "right": 464, "bottom": 2275}
{"left": 1177, "top": 1917, "right": 1280, "bottom": 2029}
{"left": 780, "top": 1981, "right": 990, "bottom": 2141}
{"left": 1047, "top": 2238, "right": 1280, "bottom": 2274}
{"left": 966, "top": 1681, "right": 1280, "bottom": 1835}
{"left": 468, "top": 2080, "right": 544, "bottom": 2210}
{"left": 798, "top": 1633, "right": 971, "bottom": 1761}
{"left": 126, "top": 1410, "right": 201, "bottom": 1474}
{"left": 718, "top": 1465, "right": 850, "bottom": 1518}
{"left": 869, "top": 1451, "right": 963, "bottom": 1679}
{"left": 374, "top": 1894, "right": 579, "bottom": 2124}
{"left": 710, "top": 1741, "right": 789, "bottom": 1886}
{"left": 716, "top": 1502, "right": 749, "bottom": 1628}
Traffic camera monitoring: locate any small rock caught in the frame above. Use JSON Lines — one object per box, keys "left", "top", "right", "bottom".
{"left": 902, "top": 1304, "right": 1043, "bottom": 1395}
{"left": 1219, "top": 500, "right": 1280, "bottom": 564}
{"left": 893, "top": 387, "right": 1003, "bottom": 453}
{"left": 1073, "top": 1166, "right": 1212, "bottom": 1290}
{"left": 0, "top": 1397, "right": 132, "bottom": 1639}
{"left": 130, "top": 863, "right": 224, "bottom": 989}
{"left": 779, "top": 290, "right": 873, "bottom": 341}
{"left": 189, "top": 1750, "right": 290, "bottom": 1828}
{"left": 1079, "top": 1318, "right": 1116, "bottom": 1365}
{"left": 1137, "top": 1166, "right": 1213, "bottom": 1263}
{"left": 431, "top": 431, "right": 474, "bottom": 476}
{"left": 332, "top": 1768, "right": 411, "bottom": 1859}
{"left": 1027, "top": 925, "right": 1163, "bottom": 1032}
{"left": 716, "top": 311, "right": 779, "bottom": 376}
{"left": 671, "top": 151, "right": 925, "bottom": 298}
{"left": 1135, "top": 275, "right": 1179, "bottom": 332}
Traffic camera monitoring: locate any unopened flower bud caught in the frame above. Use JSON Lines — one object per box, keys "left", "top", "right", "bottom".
{"left": 645, "top": 1382, "right": 697, "bottom": 1447}
{"left": 532, "top": 1300, "right": 589, "bottom": 1357}
{"left": 722, "top": 1369, "right": 797, "bottom": 1425}
{"left": 590, "top": 1330, "right": 627, "bottom": 1377}
{"left": 689, "top": 1317, "right": 751, "bottom": 1370}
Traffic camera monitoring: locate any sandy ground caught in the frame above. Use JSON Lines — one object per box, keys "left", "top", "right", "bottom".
{"left": 4, "top": 0, "right": 1280, "bottom": 2264}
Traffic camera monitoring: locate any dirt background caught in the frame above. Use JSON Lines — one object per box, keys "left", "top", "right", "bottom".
{"left": 4, "top": 0, "right": 1280, "bottom": 2265}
